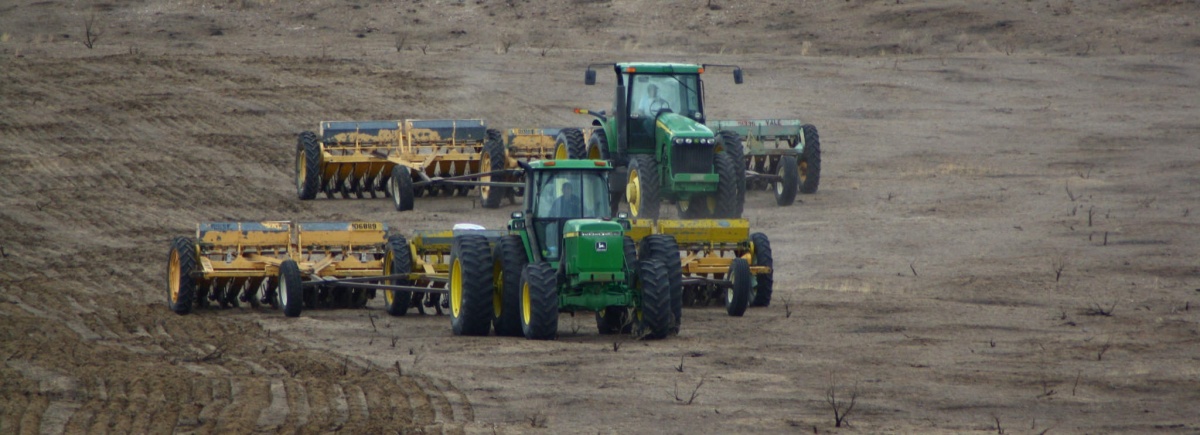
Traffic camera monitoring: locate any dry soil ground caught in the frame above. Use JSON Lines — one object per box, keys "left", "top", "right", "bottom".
{"left": 2, "top": 0, "right": 1200, "bottom": 433}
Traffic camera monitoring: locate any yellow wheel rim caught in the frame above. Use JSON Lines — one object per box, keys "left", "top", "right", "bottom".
{"left": 296, "top": 153, "right": 306, "bottom": 190}
{"left": 798, "top": 161, "right": 808, "bottom": 184}
{"left": 626, "top": 168, "right": 641, "bottom": 216}
{"left": 555, "top": 143, "right": 569, "bottom": 160}
{"left": 521, "top": 281, "right": 532, "bottom": 324}
{"left": 494, "top": 270, "right": 504, "bottom": 317}
{"left": 168, "top": 250, "right": 181, "bottom": 303}
{"left": 588, "top": 144, "right": 601, "bottom": 160}
{"left": 450, "top": 259, "right": 463, "bottom": 317}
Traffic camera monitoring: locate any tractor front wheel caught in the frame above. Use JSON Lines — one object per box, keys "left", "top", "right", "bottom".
{"left": 450, "top": 235, "right": 494, "bottom": 336}
{"left": 520, "top": 262, "right": 559, "bottom": 340}
{"left": 725, "top": 258, "right": 751, "bottom": 317}
{"left": 626, "top": 155, "right": 661, "bottom": 219}
{"left": 167, "top": 237, "right": 198, "bottom": 315}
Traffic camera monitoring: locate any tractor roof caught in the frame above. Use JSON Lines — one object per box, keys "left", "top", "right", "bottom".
{"left": 615, "top": 62, "right": 703, "bottom": 74}
{"left": 528, "top": 159, "right": 613, "bottom": 171}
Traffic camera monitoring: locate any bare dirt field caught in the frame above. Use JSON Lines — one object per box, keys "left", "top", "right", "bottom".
{"left": 2, "top": 1, "right": 1199, "bottom": 433}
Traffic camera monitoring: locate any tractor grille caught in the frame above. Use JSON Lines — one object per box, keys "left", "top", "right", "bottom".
{"left": 671, "top": 145, "right": 715, "bottom": 175}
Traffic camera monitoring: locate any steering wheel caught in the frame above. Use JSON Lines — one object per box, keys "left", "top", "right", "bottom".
{"left": 648, "top": 98, "right": 670, "bottom": 114}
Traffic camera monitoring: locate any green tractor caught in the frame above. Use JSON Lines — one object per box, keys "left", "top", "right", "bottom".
{"left": 564, "top": 62, "right": 771, "bottom": 219}
{"left": 447, "top": 159, "right": 678, "bottom": 340}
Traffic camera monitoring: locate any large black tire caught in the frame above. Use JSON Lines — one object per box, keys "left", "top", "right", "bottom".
{"left": 717, "top": 130, "right": 746, "bottom": 216}
{"left": 589, "top": 128, "right": 625, "bottom": 167}
{"left": 520, "top": 262, "right": 559, "bottom": 340}
{"left": 775, "top": 155, "right": 799, "bottom": 206}
{"left": 480, "top": 129, "right": 508, "bottom": 209}
{"left": 493, "top": 235, "right": 527, "bottom": 336}
{"left": 554, "top": 128, "right": 588, "bottom": 160}
{"left": 798, "top": 124, "right": 821, "bottom": 194}
{"left": 626, "top": 154, "right": 660, "bottom": 219}
{"left": 725, "top": 258, "right": 751, "bottom": 317}
{"left": 623, "top": 236, "right": 638, "bottom": 282}
{"left": 167, "top": 237, "right": 198, "bottom": 315}
{"left": 279, "top": 259, "right": 304, "bottom": 318}
{"left": 713, "top": 152, "right": 741, "bottom": 218}
{"left": 390, "top": 165, "right": 414, "bottom": 211}
{"left": 296, "top": 131, "right": 321, "bottom": 200}
{"left": 636, "top": 259, "right": 672, "bottom": 339}
{"left": 384, "top": 235, "right": 414, "bottom": 316}
{"left": 749, "top": 232, "right": 774, "bottom": 307}
{"left": 450, "top": 235, "right": 493, "bottom": 336}
{"left": 638, "top": 235, "right": 682, "bottom": 334}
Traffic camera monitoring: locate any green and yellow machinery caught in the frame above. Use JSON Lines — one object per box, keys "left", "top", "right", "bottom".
{"left": 707, "top": 119, "right": 820, "bottom": 198}
{"left": 447, "top": 159, "right": 677, "bottom": 340}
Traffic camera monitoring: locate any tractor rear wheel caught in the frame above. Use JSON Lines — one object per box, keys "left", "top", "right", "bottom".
{"left": 494, "top": 235, "right": 527, "bottom": 336}
{"left": 749, "top": 232, "right": 774, "bottom": 307}
{"left": 636, "top": 259, "right": 672, "bottom": 339}
{"left": 717, "top": 130, "right": 746, "bottom": 216}
{"left": 714, "top": 152, "right": 741, "bottom": 218}
{"left": 639, "top": 235, "right": 682, "bottom": 334}
{"left": 725, "top": 258, "right": 751, "bottom": 317}
{"left": 390, "top": 165, "right": 414, "bottom": 211}
{"left": 167, "top": 237, "right": 198, "bottom": 315}
{"left": 775, "top": 155, "right": 799, "bottom": 206}
{"left": 554, "top": 128, "right": 588, "bottom": 160}
{"left": 626, "top": 154, "right": 661, "bottom": 219}
{"left": 480, "top": 129, "right": 508, "bottom": 209}
{"left": 297, "top": 131, "right": 321, "bottom": 200}
{"left": 279, "top": 259, "right": 304, "bottom": 318}
{"left": 520, "top": 262, "right": 559, "bottom": 340}
{"left": 798, "top": 124, "right": 821, "bottom": 194}
{"left": 589, "top": 128, "right": 625, "bottom": 167}
{"left": 384, "top": 235, "right": 414, "bottom": 316}
{"left": 450, "top": 235, "right": 494, "bottom": 336}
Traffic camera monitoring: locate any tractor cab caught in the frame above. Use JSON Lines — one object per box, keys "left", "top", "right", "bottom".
{"left": 512, "top": 160, "right": 616, "bottom": 263}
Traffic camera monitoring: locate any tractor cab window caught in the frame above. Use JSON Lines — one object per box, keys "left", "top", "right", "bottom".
{"left": 532, "top": 170, "right": 612, "bottom": 260}
{"left": 627, "top": 73, "right": 702, "bottom": 145}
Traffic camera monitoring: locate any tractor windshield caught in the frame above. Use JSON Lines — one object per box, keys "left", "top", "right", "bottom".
{"left": 628, "top": 73, "right": 702, "bottom": 121}
{"left": 532, "top": 169, "right": 611, "bottom": 260}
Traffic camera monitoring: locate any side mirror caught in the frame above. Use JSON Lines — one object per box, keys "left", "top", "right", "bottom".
{"left": 585, "top": 69, "right": 596, "bottom": 86}
{"left": 733, "top": 68, "right": 744, "bottom": 84}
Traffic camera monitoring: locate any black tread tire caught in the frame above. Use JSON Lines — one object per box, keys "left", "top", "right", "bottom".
{"left": 636, "top": 259, "right": 672, "bottom": 339}
{"left": 626, "top": 154, "right": 660, "bottom": 219}
{"left": 725, "top": 258, "right": 751, "bottom": 317}
{"left": 494, "top": 235, "right": 527, "bottom": 336}
{"left": 297, "top": 131, "right": 321, "bottom": 200}
{"left": 385, "top": 235, "right": 414, "bottom": 316}
{"left": 480, "top": 129, "right": 508, "bottom": 209}
{"left": 555, "top": 128, "right": 588, "bottom": 160}
{"left": 450, "top": 235, "right": 494, "bottom": 336}
{"left": 167, "top": 237, "right": 198, "bottom": 315}
{"left": 520, "top": 262, "right": 559, "bottom": 340}
{"left": 279, "top": 259, "right": 304, "bottom": 318}
{"left": 798, "top": 124, "right": 821, "bottom": 194}
{"left": 638, "top": 235, "right": 682, "bottom": 333}
{"left": 390, "top": 165, "right": 414, "bottom": 211}
{"left": 713, "top": 152, "right": 741, "bottom": 218}
{"left": 589, "top": 128, "right": 626, "bottom": 167}
{"left": 623, "top": 236, "right": 638, "bottom": 282}
{"left": 775, "top": 155, "right": 799, "bottom": 206}
{"left": 718, "top": 130, "right": 746, "bottom": 216}
{"left": 749, "top": 232, "right": 774, "bottom": 307}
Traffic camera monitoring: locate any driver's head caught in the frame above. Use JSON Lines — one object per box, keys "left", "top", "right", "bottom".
{"left": 562, "top": 181, "right": 575, "bottom": 197}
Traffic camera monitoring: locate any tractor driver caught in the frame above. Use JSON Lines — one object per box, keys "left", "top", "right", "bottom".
{"left": 550, "top": 181, "right": 582, "bottom": 217}
{"left": 637, "top": 84, "right": 671, "bottom": 117}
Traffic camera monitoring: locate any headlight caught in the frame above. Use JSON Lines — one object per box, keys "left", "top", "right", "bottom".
{"left": 674, "top": 138, "right": 684, "bottom": 145}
